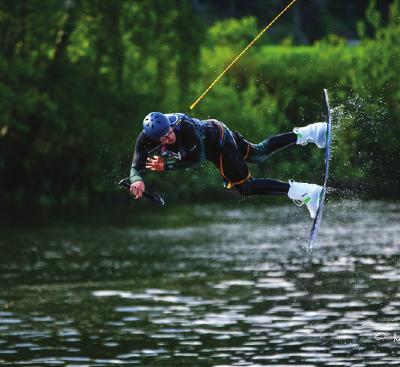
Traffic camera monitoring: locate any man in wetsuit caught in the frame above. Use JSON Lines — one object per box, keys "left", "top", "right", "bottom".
{"left": 129, "top": 112, "right": 327, "bottom": 218}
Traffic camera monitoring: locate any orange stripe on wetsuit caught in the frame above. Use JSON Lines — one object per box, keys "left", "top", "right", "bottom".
{"left": 215, "top": 122, "right": 251, "bottom": 189}
{"left": 219, "top": 154, "right": 251, "bottom": 188}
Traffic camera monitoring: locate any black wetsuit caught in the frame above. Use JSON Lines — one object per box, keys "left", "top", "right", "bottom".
{"left": 130, "top": 114, "right": 296, "bottom": 195}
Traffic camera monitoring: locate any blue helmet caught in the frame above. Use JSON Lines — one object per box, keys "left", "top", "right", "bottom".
{"left": 143, "top": 112, "right": 170, "bottom": 140}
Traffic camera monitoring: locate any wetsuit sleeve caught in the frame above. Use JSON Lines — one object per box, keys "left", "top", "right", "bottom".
{"left": 130, "top": 132, "right": 149, "bottom": 183}
{"left": 165, "top": 122, "right": 205, "bottom": 171}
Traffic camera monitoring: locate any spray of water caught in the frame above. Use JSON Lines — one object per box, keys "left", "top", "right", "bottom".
{"left": 327, "top": 91, "right": 389, "bottom": 214}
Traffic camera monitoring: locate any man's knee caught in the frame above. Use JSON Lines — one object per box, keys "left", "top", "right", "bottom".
{"left": 236, "top": 180, "right": 252, "bottom": 196}
{"left": 247, "top": 142, "right": 268, "bottom": 164}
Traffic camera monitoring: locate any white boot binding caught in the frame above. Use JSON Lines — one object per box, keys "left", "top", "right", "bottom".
{"left": 288, "top": 180, "right": 323, "bottom": 219}
{"left": 294, "top": 122, "right": 327, "bottom": 149}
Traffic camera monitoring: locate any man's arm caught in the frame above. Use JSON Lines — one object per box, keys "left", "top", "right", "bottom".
{"left": 130, "top": 132, "right": 158, "bottom": 199}
{"left": 130, "top": 132, "right": 150, "bottom": 183}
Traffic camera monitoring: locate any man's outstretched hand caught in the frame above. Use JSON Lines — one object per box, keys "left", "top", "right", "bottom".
{"left": 130, "top": 181, "right": 145, "bottom": 199}
{"left": 146, "top": 155, "right": 165, "bottom": 171}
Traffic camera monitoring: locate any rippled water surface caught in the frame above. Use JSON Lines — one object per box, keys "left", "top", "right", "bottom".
{"left": 1, "top": 200, "right": 400, "bottom": 366}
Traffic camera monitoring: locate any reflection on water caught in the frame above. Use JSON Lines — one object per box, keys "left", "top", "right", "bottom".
{"left": 1, "top": 200, "right": 400, "bottom": 366}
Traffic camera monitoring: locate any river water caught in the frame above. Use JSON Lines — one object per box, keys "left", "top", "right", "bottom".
{"left": 1, "top": 200, "right": 400, "bottom": 366}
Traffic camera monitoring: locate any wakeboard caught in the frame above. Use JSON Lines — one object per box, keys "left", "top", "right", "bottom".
{"left": 308, "top": 89, "right": 332, "bottom": 250}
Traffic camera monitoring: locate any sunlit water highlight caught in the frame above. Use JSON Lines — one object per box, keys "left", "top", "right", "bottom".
{"left": 1, "top": 200, "right": 400, "bottom": 366}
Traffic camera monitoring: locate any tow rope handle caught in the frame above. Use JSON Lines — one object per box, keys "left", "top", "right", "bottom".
{"left": 118, "top": 178, "right": 165, "bottom": 206}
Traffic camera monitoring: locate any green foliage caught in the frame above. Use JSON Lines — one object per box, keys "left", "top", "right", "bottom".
{"left": 1, "top": 0, "right": 400, "bottom": 208}
{"left": 0, "top": 0, "right": 205, "bottom": 207}
{"left": 208, "top": 16, "right": 259, "bottom": 48}
{"left": 333, "top": 0, "right": 400, "bottom": 193}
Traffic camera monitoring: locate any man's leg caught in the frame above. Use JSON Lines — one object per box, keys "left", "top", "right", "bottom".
{"left": 235, "top": 121, "right": 328, "bottom": 164}
{"left": 245, "top": 132, "right": 297, "bottom": 164}
{"left": 231, "top": 130, "right": 296, "bottom": 164}
{"left": 236, "top": 178, "right": 289, "bottom": 195}
{"left": 236, "top": 178, "right": 323, "bottom": 219}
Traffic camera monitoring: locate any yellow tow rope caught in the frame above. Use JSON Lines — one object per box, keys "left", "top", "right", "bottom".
{"left": 189, "top": 0, "right": 299, "bottom": 112}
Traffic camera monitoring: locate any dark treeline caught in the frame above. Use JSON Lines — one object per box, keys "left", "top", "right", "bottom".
{"left": 0, "top": 0, "right": 399, "bottom": 208}
{"left": 199, "top": 0, "right": 391, "bottom": 42}
{"left": 0, "top": 0, "right": 204, "bottom": 207}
